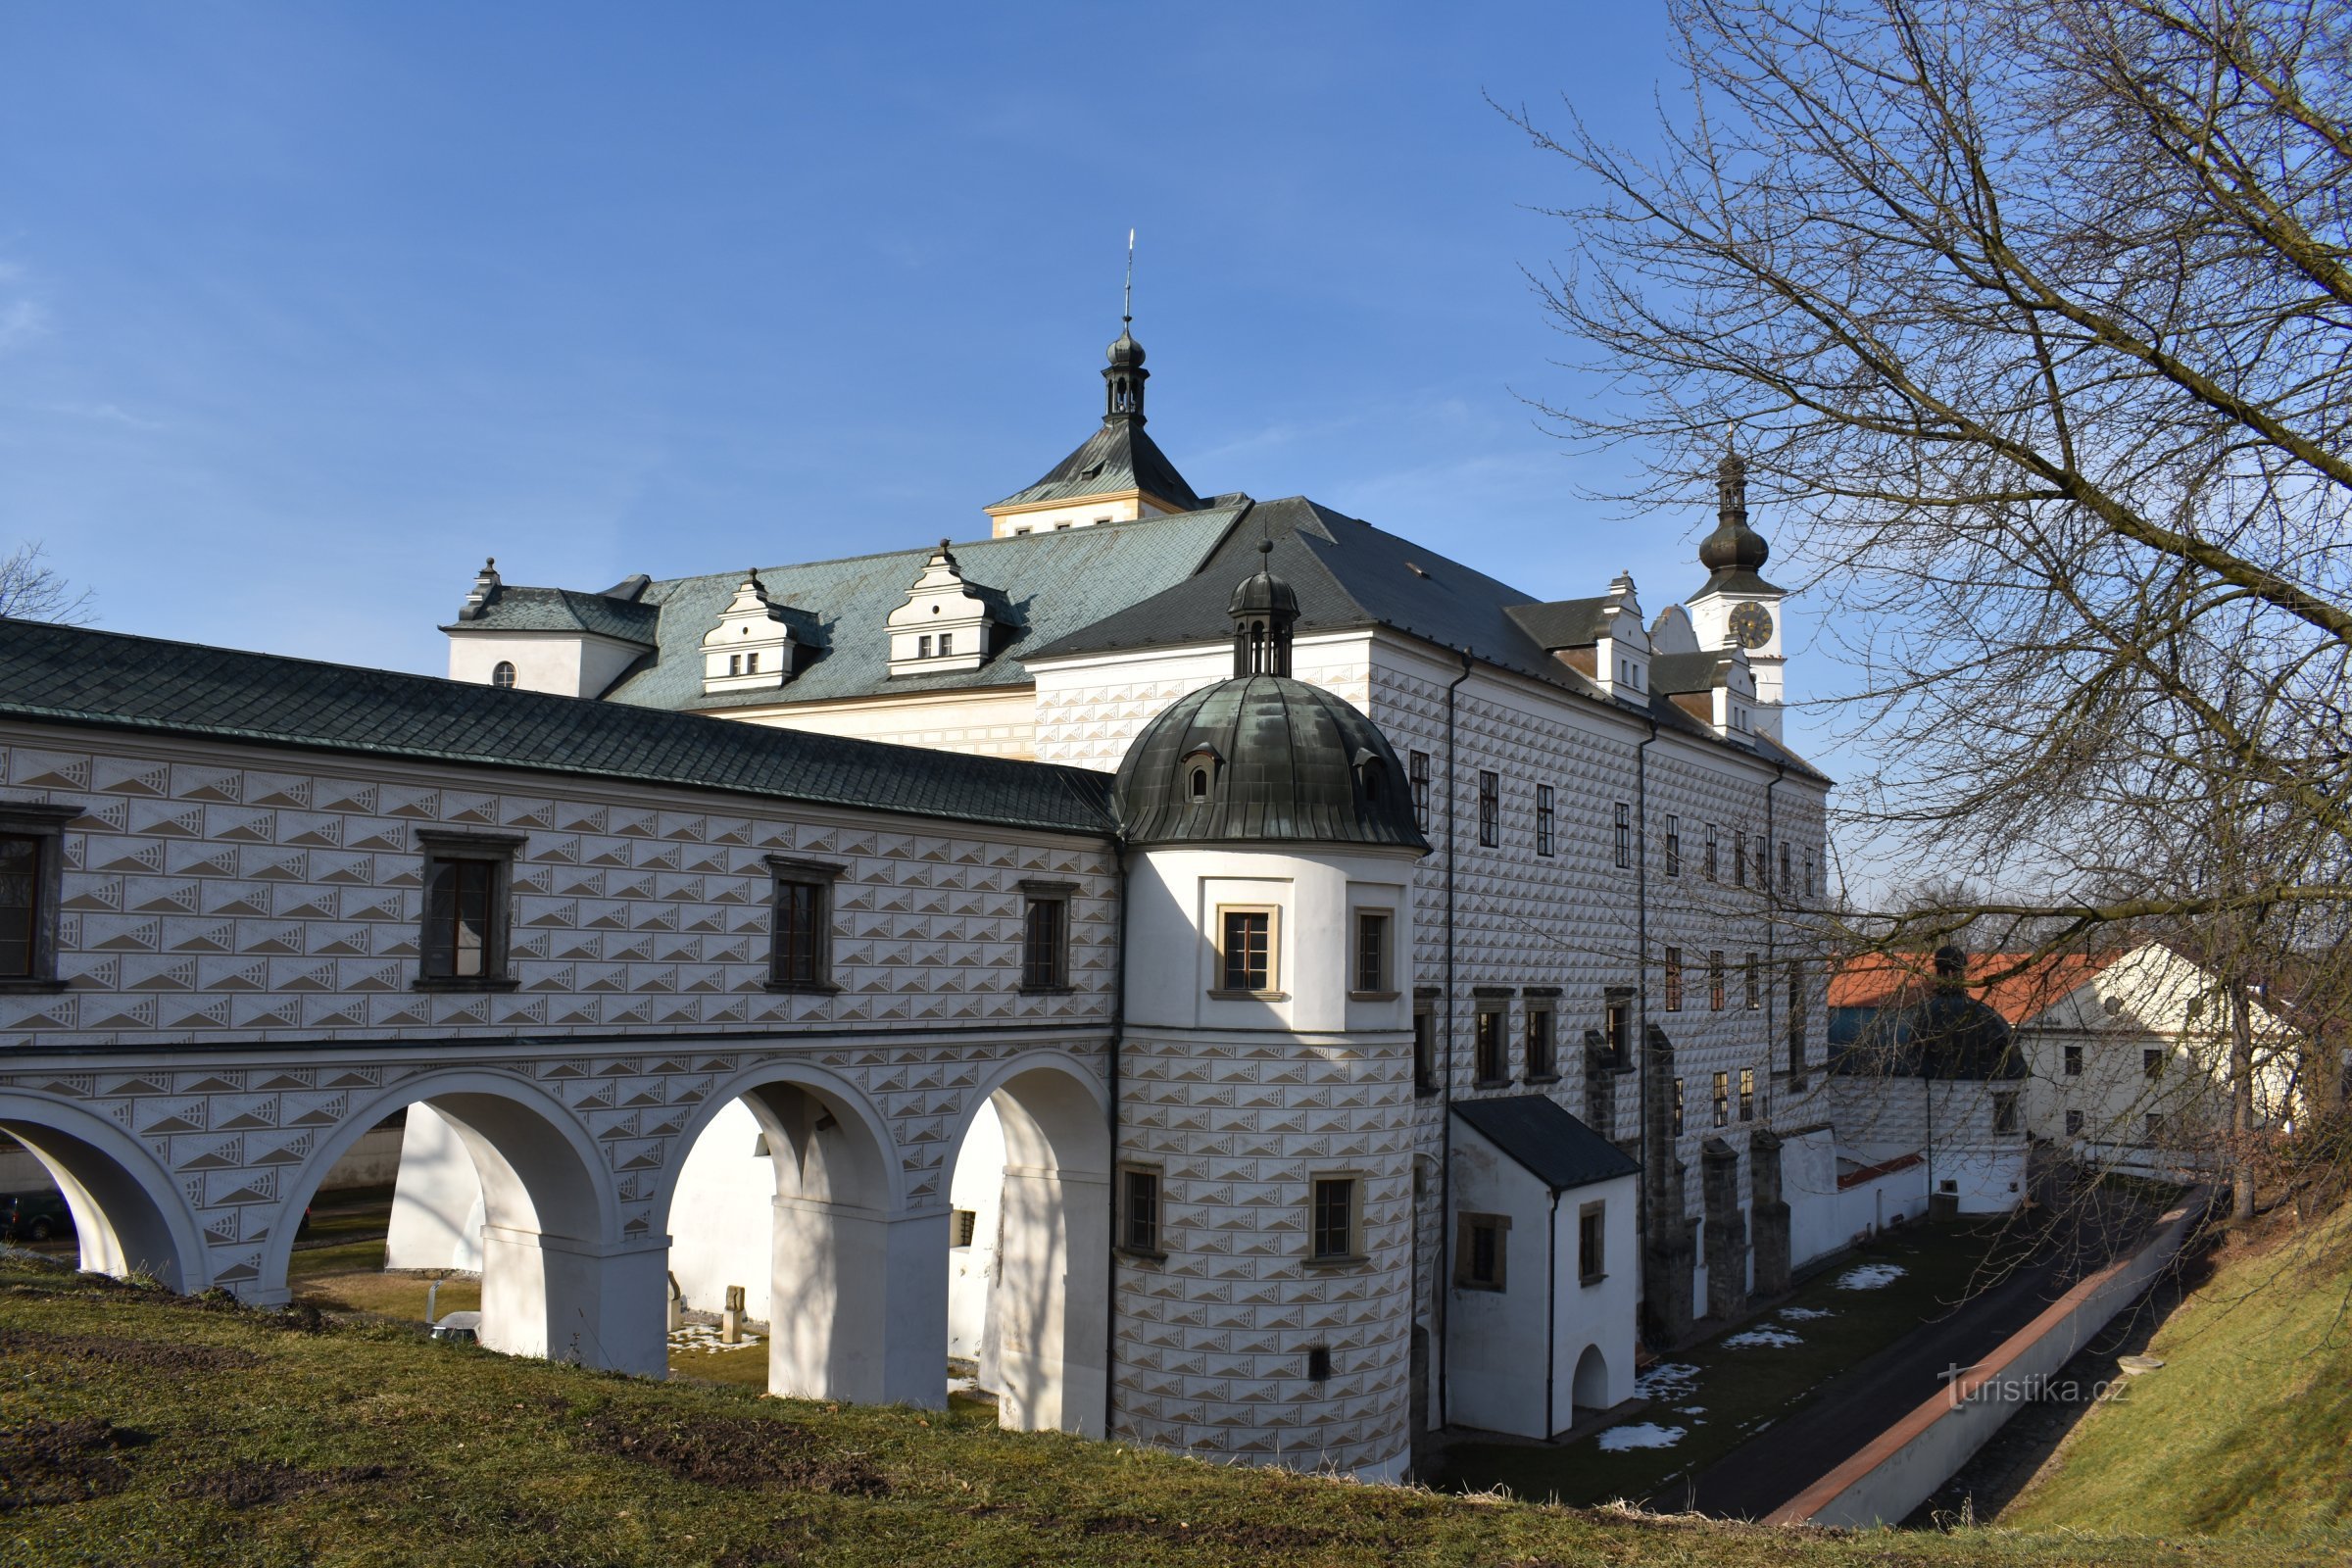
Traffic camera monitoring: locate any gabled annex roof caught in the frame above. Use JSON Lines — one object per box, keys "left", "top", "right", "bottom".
{"left": 0, "top": 619, "right": 1118, "bottom": 837}
{"left": 1453, "top": 1096, "right": 1640, "bottom": 1192}
{"left": 988, "top": 417, "right": 1204, "bottom": 514}
{"left": 441, "top": 585, "right": 661, "bottom": 647}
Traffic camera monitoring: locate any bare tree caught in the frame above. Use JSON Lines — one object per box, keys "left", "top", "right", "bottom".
{"left": 0, "top": 541, "right": 92, "bottom": 624}
{"left": 1512, "top": 0, "right": 2352, "bottom": 1203}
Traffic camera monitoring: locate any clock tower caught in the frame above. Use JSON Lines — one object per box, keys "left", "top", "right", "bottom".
{"left": 1684, "top": 448, "right": 1788, "bottom": 736}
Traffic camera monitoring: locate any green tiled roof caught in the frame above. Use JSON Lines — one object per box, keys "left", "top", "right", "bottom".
{"left": 440, "top": 585, "right": 661, "bottom": 646}
{"left": 0, "top": 620, "right": 1118, "bottom": 837}
{"left": 987, "top": 418, "right": 1204, "bottom": 514}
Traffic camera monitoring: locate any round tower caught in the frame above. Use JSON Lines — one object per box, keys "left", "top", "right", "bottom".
{"left": 1107, "top": 544, "right": 1429, "bottom": 1480}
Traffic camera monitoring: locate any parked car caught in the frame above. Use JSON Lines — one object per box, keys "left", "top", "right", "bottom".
{"left": 1, "top": 1192, "right": 72, "bottom": 1244}
{"left": 429, "top": 1310, "right": 482, "bottom": 1346}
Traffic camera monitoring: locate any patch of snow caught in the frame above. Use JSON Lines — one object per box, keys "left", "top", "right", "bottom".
{"left": 1597, "top": 1422, "right": 1686, "bottom": 1452}
{"left": 1779, "top": 1306, "right": 1834, "bottom": 1320}
{"left": 1836, "top": 1262, "right": 1907, "bottom": 1291}
{"left": 1676, "top": 1405, "right": 1707, "bottom": 1416}
{"left": 1635, "top": 1362, "right": 1700, "bottom": 1399}
{"left": 1723, "top": 1325, "right": 1805, "bottom": 1348}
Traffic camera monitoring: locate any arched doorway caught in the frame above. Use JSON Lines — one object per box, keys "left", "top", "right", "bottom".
{"left": 0, "top": 1093, "right": 206, "bottom": 1293}
{"left": 657, "top": 1064, "right": 920, "bottom": 1407}
{"left": 270, "top": 1073, "right": 658, "bottom": 1373}
{"left": 1571, "top": 1343, "right": 1611, "bottom": 1415}
{"left": 943, "top": 1055, "right": 1109, "bottom": 1437}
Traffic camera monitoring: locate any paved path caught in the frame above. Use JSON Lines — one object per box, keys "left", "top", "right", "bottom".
{"left": 1673, "top": 1200, "right": 2152, "bottom": 1521}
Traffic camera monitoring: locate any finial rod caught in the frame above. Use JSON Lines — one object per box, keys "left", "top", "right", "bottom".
{"left": 1123, "top": 228, "right": 1135, "bottom": 325}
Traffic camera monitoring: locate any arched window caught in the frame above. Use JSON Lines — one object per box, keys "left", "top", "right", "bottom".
{"left": 1189, "top": 766, "right": 1209, "bottom": 802}
{"left": 491, "top": 662, "right": 516, "bottom": 689}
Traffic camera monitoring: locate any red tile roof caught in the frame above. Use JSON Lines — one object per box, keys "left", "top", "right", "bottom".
{"left": 1828, "top": 951, "right": 2124, "bottom": 1027}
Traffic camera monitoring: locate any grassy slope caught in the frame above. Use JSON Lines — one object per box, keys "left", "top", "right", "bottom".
{"left": 0, "top": 1258, "right": 2335, "bottom": 1568}
{"left": 2004, "top": 1200, "right": 2352, "bottom": 1539}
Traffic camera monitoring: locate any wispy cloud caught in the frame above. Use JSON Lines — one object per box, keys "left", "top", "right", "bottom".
{"left": 0, "top": 297, "right": 49, "bottom": 353}
{"left": 47, "top": 400, "right": 165, "bottom": 431}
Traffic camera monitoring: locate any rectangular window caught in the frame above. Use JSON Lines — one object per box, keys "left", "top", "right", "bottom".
{"left": 1536, "top": 784, "right": 1555, "bottom": 857}
{"left": 2144, "top": 1112, "right": 2163, "bottom": 1145}
{"left": 1310, "top": 1176, "right": 1358, "bottom": 1262}
{"left": 1708, "top": 950, "right": 1726, "bottom": 1011}
{"left": 1526, "top": 1006, "right": 1556, "bottom": 1081}
{"left": 1410, "top": 750, "right": 1430, "bottom": 826}
{"left": 1712, "top": 1070, "right": 1730, "bottom": 1127}
{"left": 1735, "top": 829, "right": 1748, "bottom": 888}
{"left": 1787, "top": 959, "right": 1808, "bottom": 1071}
{"left": 1413, "top": 1004, "right": 1437, "bottom": 1096}
{"left": 767, "top": 858, "right": 844, "bottom": 991}
{"left": 2066, "top": 1108, "right": 2085, "bottom": 1136}
{"left": 953, "top": 1208, "right": 979, "bottom": 1249}
{"left": 916, "top": 634, "right": 931, "bottom": 659}
{"left": 1217, "top": 906, "right": 1277, "bottom": 994}
{"left": 1578, "top": 1202, "right": 1606, "bottom": 1284}
{"left": 1603, "top": 990, "right": 1633, "bottom": 1066}
{"left": 0, "top": 807, "right": 74, "bottom": 988}
{"left": 1803, "top": 848, "right": 1816, "bottom": 898}
{"left": 1739, "top": 1066, "right": 1755, "bottom": 1121}
{"left": 1757, "top": 835, "right": 1771, "bottom": 889}
{"left": 1779, "top": 841, "right": 1791, "bottom": 895}
{"left": 1474, "top": 1005, "right": 1508, "bottom": 1085}
{"left": 1020, "top": 883, "right": 1072, "bottom": 992}
{"left": 1705, "top": 823, "right": 1719, "bottom": 881}
{"left": 1352, "top": 909, "right": 1391, "bottom": 995}
{"left": 1477, "top": 770, "right": 1499, "bottom": 849}
{"left": 417, "top": 832, "right": 524, "bottom": 988}
{"left": 745, "top": 651, "right": 760, "bottom": 673}
{"left": 1744, "top": 952, "right": 1761, "bottom": 1010}
{"left": 1993, "top": 1092, "right": 2022, "bottom": 1135}
{"left": 1613, "top": 803, "right": 1631, "bottom": 868}
{"left": 1120, "top": 1166, "right": 1161, "bottom": 1255}
{"left": 2143, "top": 1048, "right": 2165, "bottom": 1079}
{"left": 1665, "top": 815, "right": 1681, "bottom": 877}
{"left": 1662, "top": 947, "right": 1684, "bottom": 1011}
{"left": 728, "top": 653, "right": 743, "bottom": 675}
{"left": 1671, "top": 1077, "right": 1686, "bottom": 1137}
{"left": 938, "top": 631, "right": 954, "bottom": 657}
{"left": 2064, "top": 1044, "right": 2083, "bottom": 1077}
{"left": 1455, "top": 1212, "right": 1508, "bottom": 1291}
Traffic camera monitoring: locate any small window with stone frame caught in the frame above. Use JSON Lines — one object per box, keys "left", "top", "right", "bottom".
{"left": 0, "top": 803, "right": 77, "bottom": 990}
{"left": 767, "top": 857, "right": 844, "bottom": 993}
{"left": 2066, "top": 1108, "right": 2085, "bottom": 1136}
{"left": 1993, "top": 1092, "right": 2022, "bottom": 1135}
{"left": 1663, "top": 947, "right": 1684, "bottom": 1011}
{"left": 1740, "top": 1066, "right": 1755, "bottom": 1121}
{"left": 1118, "top": 1165, "right": 1162, "bottom": 1257}
{"left": 1578, "top": 1201, "right": 1607, "bottom": 1285}
{"left": 1613, "top": 802, "right": 1632, "bottom": 867}
{"left": 952, "top": 1208, "right": 979, "bottom": 1249}
{"left": 1672, "top": 1076, "right": 1686, "bottom": 1136}
{"left": 1351, "top": 908, "right": 1393, "bottom": 996}
{"left": 1536, "top": 783, "right": 1555, "bottom": 857}
{"left": 416, "top": 831, "right": 525, "bottom": 989}
{"left": 2064, "top": 1044, "right": 2083, "bottom": 1076}
{"left": 1477, "top": 770, "right": 1499, "bottom": 849}
{"left": 1213, "top": 905, "right": 1281, "bottom": 997}
{"left": 1308, "top": 1175, "right": 1361, "bottom": 1263}
{"left": 1602, "top": 988, "right": 1633, "bottom": 1068}
{"left": 1708, "top": 950, "right": 1726, "bottom": 1010}
{"left": 1473, "top": 1004, "right": 1509, "bottom": 1085}
{"left": 1020, "top": 881, "right": 1074, "bottom": 992}
{"left": 1455, "top": 1212, "right": 1509, "bottom": 1292}
{"left": 1409, "top": 750, "right": 1430, "bottom": 826}
{"left": 1525, "top": 1004, "right": 1556, "bottom": 1081}
{"left": 1744, "top": 952, "right": 1761, "bottom": 1010}
{"left": 1735, "top": 828, "right": 1748, "bottom": 887}
{"left": 1712, "top": 1070, "right": 1730, "bottom": 1126}
{"left": 1665, "top": 815, "right": 1681, "bottom": 876}
{"left": 1704, "top": 823, "right": 1720, "bottom": 880}
{"left": 1413, "top": 1002, "right": 1437, "bottom": 1096}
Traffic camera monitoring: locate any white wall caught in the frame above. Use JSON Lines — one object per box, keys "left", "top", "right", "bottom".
{"left": 383, "top": 1105, "right": 486, "bottom": 1272}
{"left": 445, "top": 630, "right": 646, "bottom": 698}
{"left": 947, "top": 1101, "right": 1004, "bottom": 1359}
{"left": 665, "top": 1098, "right": 782, "bottom": 1319}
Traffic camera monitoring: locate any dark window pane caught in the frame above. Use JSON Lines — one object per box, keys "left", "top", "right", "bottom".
{"left": 1354, "top": 912, "right": 1387, "bottom": 992}
{"left": 1023, "top": 897, "right": 1066, "bottom": 990}
{"left": 1123, "top": 1168, "right": 1158, "bottom": 1252}
{"left": 1311, "top": 1178, "right": 1353, "bottom": 1259}
{"left": 1221, "top": 910, "right": 1269, "bottom": 991}
{"left": 775, "top": 880, "right": 827, "bottom": 986}
{"left": 0, "top": 834, "right": 38, "bottom": 978}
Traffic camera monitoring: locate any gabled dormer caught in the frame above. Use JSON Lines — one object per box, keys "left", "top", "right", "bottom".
{"left": 702, "top": 571, "right": 807, "bottom": 695}
{"left": 1507, "top": 572, "right": 1651, "bottom": 704}
{"left": 1651, "top": 647, "right": 1761, "bottom": 740}
{"left": 442, "top": 559, "right": 660, "bottom": 698}
{"left": 886, "top": 541, "right": 1015, "bottom": 677}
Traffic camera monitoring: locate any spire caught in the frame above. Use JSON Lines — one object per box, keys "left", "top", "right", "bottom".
{"left": 1105, "top": 229, "right": 1149, "bottom": 424}
{"left": 1698, "top": 439, "right": 1771, "bottom": 576}
{"left": 1228, "top": 538, "right": 1299, "bottom": 677}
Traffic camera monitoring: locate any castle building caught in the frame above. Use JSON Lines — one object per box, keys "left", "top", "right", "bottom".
{"left": 0, "top": 316, "right": 1856, "bottom": 1479}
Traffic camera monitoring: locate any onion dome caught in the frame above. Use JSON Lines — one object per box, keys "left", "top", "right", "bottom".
{"left": 1842, "top": 946, "right": 2022, "bottom": 1080}
{"left": 1699, "top": 449, "right": 1771, "bottom": 574}
{"left": 1106, "top": 326, "right": 1146, "bottom": 370}
{"left": 1228, "top": 539, "right": 1300, "bottom": 620}
{"left": 1111, "top": 672, "right": 1428, "bottom": 851}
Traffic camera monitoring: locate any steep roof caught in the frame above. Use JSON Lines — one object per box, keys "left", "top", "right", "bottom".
{"left": 1453, "top": 1096, "right": 1640, "bottom": 1192}
{"left": 988, "top": 418, "right": 1203, "bottom": 514}
{"left": 1829, "top": 951, "right": 2124, "bottom": 1028}
{"left": 1031, "top": 496, "right": 1831, "bottom": 783}
{"left": 1649, "top": 650, "right": 1745, "bottom": 695}
{"left": 441, "top": 585, "right": 661, "bottom": 646}
{"left": 0, "top": 619, "right": 1118, "bottom": 837}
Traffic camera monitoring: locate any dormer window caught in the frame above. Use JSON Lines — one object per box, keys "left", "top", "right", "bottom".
{"left": 888, "top": 541, "right": 1011, "bottom": 678}
{"left": 1190, "top": 766, "right": 1209, "bottom": 802}
{"left": 1352, "top": 749, "right": 1387, "bottom": 804}
{"left": 938, "top": 632, "right": 953, "bottom": 657}
{"left": 491, "top": 661, "right": 516, "bottom": 689}
{"left": 1182, "top": 744, "right": 1222, "bottom": 805}
{"left": 703, "top": 571, "right": 802, "bottom": 696}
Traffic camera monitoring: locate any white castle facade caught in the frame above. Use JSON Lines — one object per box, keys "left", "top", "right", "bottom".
{"left": 0, "top": 321, "right": 1924, "bottom": 1480}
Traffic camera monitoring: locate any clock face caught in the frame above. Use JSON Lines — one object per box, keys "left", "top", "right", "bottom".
{"left": 1728, "top": 600, "right": 1774, "bottom": 650}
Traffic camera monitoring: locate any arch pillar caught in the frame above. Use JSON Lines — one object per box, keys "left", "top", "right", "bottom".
{"left": 480, "top": 1227, "right": 670, "bottom": 1375}
{"left": 993, "top": 1162, "right": 1108, "bottom": 1437}
{"left": 769, "top": 1198, "right": 947, "bottom": 1408}
{"left": 0, "top": 1107, "right": 207, "bottom": 1296}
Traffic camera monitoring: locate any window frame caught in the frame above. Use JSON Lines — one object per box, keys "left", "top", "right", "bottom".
{"left": 1117, "top": 1162, "right": 1164, "bottom": 1259}
{"left": 1704, "top": 823, "right": 1719, "bottom": 881}
{"left": 414, "top": 829, "right": 526, "bottom": 992}
{"left": 1664, "top": 814, "right": 1681, "bottom": 877}
{"left": 2063, "top": 1044, "right": 2083, "bottom": 1077}
{"left": 491, "top": 660, "right": 517, "bottom": 690}
{"left": 1708, "top": 949, "right": 1726, "bottom": 1011}
{"left": 1349, "top": 906, "right": 1394, "bottom": 999}
{"left": 1536, "top": 783, "right": 1555, "bottom": 857}
{"left": 0, "top": 803, "right": 77, "bottom": 991}
{"left": 1992, "top": 1091, "right": 2022, "bottom": 1136}
{"left": 1734, "top": 828, "right": 1748, "bottom": 888}
{"left": 1018, "top": 879, "right": 1076, "bottom": 994}
{"left": 1525, "top": 1002, "right": 1557, "bottom": 1082}
{"left": 1712, "top": 1069, "right": 1731, "bottom": 1128}
{"left": 1454, "top": 1211, "right": 1510, "bottom": 1292}
{"left": 1671, "top": 1076, "right": 1686, "bottom": 1137}
{"left": 1744, "top": 952, "right": 1761, "bottom": 1010}
{"left": 1211, "top": 903, "right": 1284, "bottom": 999}
{"left": 1472, "top": 1002, "right": 1509, "bottom": 1086}
{"left": 1476, "top": 769, "right": 1500, "bottom": 849}
{"left": 1602, "top": 988, "right": 1633, "bottom": 1068}
{"left": 1412, "top": 999, "right": 1438, "bottom": 1097}
{"left": 1578, "top": 1201, "right": 1607, "bottom": 1286}
{"left": 1739, "top": 1066, "right": 1756, "bottom": 1121}
{"left": 1409, "top": 750, "right": 1430, "bottom": 826}
{"left": 2065, "top": 1108, "right": 2086, "bottom": 1137}
{"left": 765, "top": 855, "right": 846, "bottom": 994}
{"left": 1662, "top": 946, "right": 1684, "bottom": 1012}
{"left": 1613, "top": 802, "right": 1632, "bottom": 868}
{"left": 1786, "top": 958, "right": 1809, "bottom": 1071}
{"left": 1306, "top": 1173, "right": 1365, "bottom": 1266}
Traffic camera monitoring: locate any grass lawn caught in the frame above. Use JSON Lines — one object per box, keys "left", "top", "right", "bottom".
{"left": 2, "top": 1252, "right": 2329, "bottom": 1567}
{"left": 1426, "top": 1219, "right": 2016, "bottom": 1507}
{"left": 2003, "top": 1199, "right": 2352, "bottom": 1539}
{"left": 282, "top": 1194, "right": 480, "bottom": 1323}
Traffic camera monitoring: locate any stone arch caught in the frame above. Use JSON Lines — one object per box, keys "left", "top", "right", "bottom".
{"left": 1571, "top": 1343, "right": 1611, "bottom": 1413}
{"left": 943, "top": 1053, "right": 1110, "bottom": 1438}
{"left": 655, "top": 1060, "right": 915, "bottom": 1408}
{"left": 0, "top": 1090, "right": 209, "bottom": 1294}
{"left": 263, "top": 1070, "right": 659, "bottom": 1374}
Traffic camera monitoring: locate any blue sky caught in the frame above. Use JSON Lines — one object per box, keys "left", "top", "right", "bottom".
{"left": 0, "top": 3, "right": 1837, "bottom": 758}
